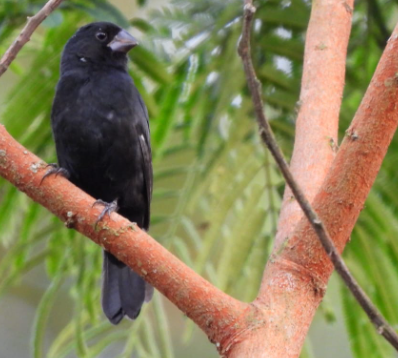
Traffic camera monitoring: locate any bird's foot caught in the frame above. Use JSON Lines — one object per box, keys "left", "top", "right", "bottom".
{"left": 92, "top": 199, "right": 119, "bottom": 226}
{"left": 41, "top": 163, "right": 70, "bottom": 184}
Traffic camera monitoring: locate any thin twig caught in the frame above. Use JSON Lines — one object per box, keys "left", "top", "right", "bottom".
{"left": 0, "top": 0, "right": 65, "bottom": 78}
{"left": 238, "top": 0, "right": 398, "bottom": 350}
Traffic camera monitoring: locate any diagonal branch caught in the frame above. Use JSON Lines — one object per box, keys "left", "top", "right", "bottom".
{"left": 0, "top": 2, "right": 251, "bottom": 355}
{"left": 0, "top": 0, "right": 66, "bottom": 77}
{"left": 0, "top": 125, "right": 248, "bottom": 346}
{"left": 238, "top": 0, "right": 398, "bottom": 351}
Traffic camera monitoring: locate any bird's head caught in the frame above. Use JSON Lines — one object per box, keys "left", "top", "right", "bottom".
{"left": 61, "top": 22, "right": 138, "bottom": 73}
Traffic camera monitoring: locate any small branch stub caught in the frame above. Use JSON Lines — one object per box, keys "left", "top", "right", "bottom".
{"left": 244, "top": 2, "right": 256, "bottom": 13}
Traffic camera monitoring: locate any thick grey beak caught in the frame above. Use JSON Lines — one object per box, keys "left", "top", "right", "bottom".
{"left": 108, "top": 29, "right": 138, "bottom": 53}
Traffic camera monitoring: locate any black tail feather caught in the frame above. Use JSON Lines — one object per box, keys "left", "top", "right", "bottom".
{"left": 102, "top": 251, "right": 149, "bottom": 324}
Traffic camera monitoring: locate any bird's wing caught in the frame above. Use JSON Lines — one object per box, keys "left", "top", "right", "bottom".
{"left": 137, "top": 95, "right": 153, "bottom": 230}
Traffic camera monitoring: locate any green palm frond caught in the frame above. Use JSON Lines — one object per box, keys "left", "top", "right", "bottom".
{"left": 2, "top": 0, "right": 398, "bottom": 357}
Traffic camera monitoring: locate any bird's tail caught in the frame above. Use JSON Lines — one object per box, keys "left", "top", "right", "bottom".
{"left": 102, "top": 251, "right": 153, "bottom": 325}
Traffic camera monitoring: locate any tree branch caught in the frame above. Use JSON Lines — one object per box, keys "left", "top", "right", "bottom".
{"left": 1, "top": 0, "right": 398, "bottom": 357}
{"left": 0, "top": 125, "right": 248, "bottom": 348}
{"left": 275, "top": 0, "right": 354, "bottom": 250}
{"left": 0, "top": 2, "right": 254, "bottom": 355}
{"left": 0, "top": 0, "right": 66, "bottom": 77}
{"left": 238, "top": 0, "right": 398, "bottom": 353}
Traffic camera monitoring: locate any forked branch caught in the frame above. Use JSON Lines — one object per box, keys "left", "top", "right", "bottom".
{"left": 238, "top": 0, "right": 398, "bottom": 350}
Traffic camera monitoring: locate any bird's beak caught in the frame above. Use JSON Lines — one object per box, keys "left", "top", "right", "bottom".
{"left": 108, "top": 29, "right": 138, "bottom": 53}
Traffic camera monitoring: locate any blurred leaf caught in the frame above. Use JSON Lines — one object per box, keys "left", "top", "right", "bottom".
{"left": 153, "top": 294, "right": 175, "bottom": 358}
{"left": 70, "top": 0, "right": 130, "bottom": 28}
{"left": 130, "top": 45, "right": 172, "bottom": 85}
{"left": 42, "top": 11, "right": 64, "bottom": 28}
{"left": 131, "top": 18, "right": 156, "bottom": 33}
{"left": 31, "top": 253, "right": 67, "bottom": 358}
{"left": 2, "top": 0, "right": 398, "bottom": 357}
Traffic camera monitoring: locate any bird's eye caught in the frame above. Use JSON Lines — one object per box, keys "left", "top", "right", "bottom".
{"left": 96, "top": 32, "right": 107, "bottom": 41}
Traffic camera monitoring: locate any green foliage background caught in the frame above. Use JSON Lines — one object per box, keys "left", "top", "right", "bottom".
{"left": 0, "top": 0, "right": 398, "bottom": 357}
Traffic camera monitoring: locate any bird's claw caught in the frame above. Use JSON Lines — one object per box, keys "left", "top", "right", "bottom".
{"left": 41, "top": 163, "right": 70, "bottom": 184}
{"left": 93, "top": 199, "right": 119, "bottom": 226}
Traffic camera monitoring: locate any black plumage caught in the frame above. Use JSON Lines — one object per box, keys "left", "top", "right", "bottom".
{"left": 50, "top": 22, "right": 153, "bottom": 324}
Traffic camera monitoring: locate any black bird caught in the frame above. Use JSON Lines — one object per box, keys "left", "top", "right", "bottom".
{"left": 50, "top": 22, "right": 153, "bottom": 324}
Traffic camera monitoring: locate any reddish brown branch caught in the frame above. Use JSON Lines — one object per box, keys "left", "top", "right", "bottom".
{"left": 0, "top": 125, "right": 248, "bottom": 348}
{"left": 237, "top": 0, "right": 398, "bottom": 356}
{"left": 1, "top": 0, "right": 398, "bottom": 357}
{"left": 0, "top": 0, "right": 65, "bottom": 77}
{"left": 275, "top": 0, "right": 354, "bottom": 249}
{"left": 0, "top": 1, "right": 254, "bottom": 354}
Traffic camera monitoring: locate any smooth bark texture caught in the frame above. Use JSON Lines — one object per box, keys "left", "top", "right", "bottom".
{"left": 0, "top": 125, "right": 248, "bottom": 347}
{"left": 238, "top": 21, "right": 398, "bottom": 358}
{"left": 1, "top": 0, "right": 398, "bottom": 357}
{"left": 238, "top": 0, "right": 398, "bottom": 351}
{"left": 275, "top": 0, "right": 354, "bottom": 249}
{"left": 2, "top": 22, "right": 398, "bottom": 352}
